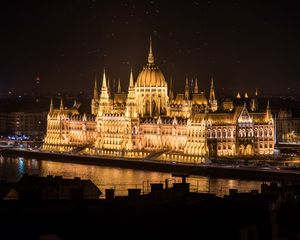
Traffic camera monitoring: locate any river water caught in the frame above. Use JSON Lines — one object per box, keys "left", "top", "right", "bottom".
{"left": 0, "top": 156, "right": 264, "bottom": 197}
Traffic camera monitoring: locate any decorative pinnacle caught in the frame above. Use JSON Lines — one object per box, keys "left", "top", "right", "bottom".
{"left": 117, "top": 78, "right": 121, "bottom": 93}
{"left": 210, "top": 76, "right": 214, "bottom": 89}
{"left": 93, "top": 76, "right": 99, "bottom": 99}
{"left": 59, "top": 97, "right": 64, "bottom": 111}
{"left": 129, "top": 68, "right": 134, "bottom": 88}
{"left": 194, "top": 78, "right": 199, "bottom": 93}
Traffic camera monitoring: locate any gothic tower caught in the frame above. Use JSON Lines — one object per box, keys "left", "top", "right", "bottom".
{"left": 184, "top": 77, "right": 190, "bottom": 100}
{"left": 125, "top": 69, "right": 138, "bottom": 118}
{"left": 91, "top": 76, "right": 99, "bottom": 115}
{"left": 194, "top": 78, "right": 199, "bottom": 93}
{"left": 209, "top": 77, "right": 218, "bottom": 112}
{"left": 98, "top": 69, "right": 112, "bottom": 116}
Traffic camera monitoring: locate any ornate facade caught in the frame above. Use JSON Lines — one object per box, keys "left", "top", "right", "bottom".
{"left": 43, "top": 40, "right": 275, "bottom": 163}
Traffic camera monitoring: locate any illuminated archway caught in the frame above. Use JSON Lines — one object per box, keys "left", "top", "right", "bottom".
{"left": 239, "top": 144, "right": 245, "bottom": 155}
{"left": 245, "top": 144, "right": 253, "bottom": 155}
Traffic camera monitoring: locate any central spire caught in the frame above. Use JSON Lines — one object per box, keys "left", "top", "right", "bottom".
{"left": 209, "top": 76, "right": 215, "bottom": 102}
{"left": 148, "top": 36, "right": 154, "bottom": 64}
{"left": 102, "top": 68, "right": 107, "bottom": 89}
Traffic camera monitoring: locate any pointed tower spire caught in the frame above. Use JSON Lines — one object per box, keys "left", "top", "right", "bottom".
{"left": 107, "top": 76, "right": 112, "bottom": 98}
{"left": 59, "top": 97, "right": 64, "bottom": 111}
{"left": 236, "top": 92, "right": 241, "bottom": 98}
{"left": 73, "top": 99, "right": 77, "bottom": 108}
{"left": 184, "top": 76, "right": 190, "bottom": 100}
{"left": 49, "top": 97, "right": 54, "bottom": 114}
{"left": 129, "top": 68, "right": 134, "bottom": 88}
{"left": 194, "top": 78, "right": 199, "bottom": 93}
{"left": 117, "top": 78, "right": 122, "bottom": 93}
{"left": 148, "top": 36, "right": 154, "bottom": 64}
{"left": 126, "top": 68, "right": 137, "bottom": 118}
{"left": 266, "top": 99, "right": 271, "bottom": 120}
{"left": 169, "top": 77, "right": 174, "bottom": 101}
{"left": 93, "top": 76, "right": 99, "bottom": 100}
{"left": 99, "top": 68, "right": 110, "bottom": 102}
{"left": 255, "top": 88, "right": 258, "bottom": 96}
{"left": 209, "top": 76, "right": 215, "bottom": 103}
{"left": 245, "top": 92, "right": 248, "bottom": 98}
{"left": 209, "top": 76, "right": 218, "bottom": 112}
{"left": 102, "top": 68, "right": 107, "bottom": 89}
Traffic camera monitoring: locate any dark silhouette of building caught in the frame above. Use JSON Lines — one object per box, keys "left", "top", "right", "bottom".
{"left": 1, "top": 175, "right": 300, "bottom": 239}
{"left": 3, "top": 174, "right": 102, "bottom": 200}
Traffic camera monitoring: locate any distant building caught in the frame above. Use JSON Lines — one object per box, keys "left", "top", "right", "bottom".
{"left": 0, "top": 97, "right": 48, "bottom": 140}
{"left": 276, "top": 109, "right": 300, "bottom": 144}
{"left": 3, "top": 174, "right": 102, "bottom": 200}
{"left": 8, "top": 112, "right": 47, "bottom": 138}
{"left": 43, "top": 39, "right": 275, "bottom": 162}
{"left": 33, "top": 76, "right": 41, "bottom": 100}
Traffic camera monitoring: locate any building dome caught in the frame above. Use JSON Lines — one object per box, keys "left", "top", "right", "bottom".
{"left": 136, "top": 66, "right": 166, "bottom": 87}
{"left": 192, "top": 93, "right": 208, "bottom": 105}
{"left": 136, "top": 37, "right": 167, "bottom": 87}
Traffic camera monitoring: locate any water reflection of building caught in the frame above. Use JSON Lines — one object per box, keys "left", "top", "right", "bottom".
{"left": 43, "top": 39, "right": 275, "bottom": 163}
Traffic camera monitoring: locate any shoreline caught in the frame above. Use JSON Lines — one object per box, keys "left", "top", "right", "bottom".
{"left": 1, "top": 147, "right": 300, "bottom": 182}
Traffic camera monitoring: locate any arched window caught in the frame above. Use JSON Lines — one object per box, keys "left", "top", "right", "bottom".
{"left": 269, "top": 129, "right": 272, "bottom": 136}
{"left": 239, "top": 129, "right": 243, "bottom": 137}
{"left": 248, "top": 129, "right": 253, "bottom": 137}
{"left": 208, "top": 130, "right": 212, "bottom": 138}
{"left": 152, "top": 100, "right": 156, "bottom": 114}
{"left": 228, "top": 129, "right": 232, "bottom": 138}
{"left": 223, "top": 129, "right": 227, "bottom": 138}
{"left": 145, "top": 100, "right": 150, "bottom": 114}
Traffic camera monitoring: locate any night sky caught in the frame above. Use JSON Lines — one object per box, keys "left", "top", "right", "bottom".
{"left": 1, "top": 0, "right": 299, "bottom": 96}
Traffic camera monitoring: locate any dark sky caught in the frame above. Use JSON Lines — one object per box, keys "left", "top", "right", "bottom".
{"left": 1, "top": 0, "right": 299, "bottom": 96}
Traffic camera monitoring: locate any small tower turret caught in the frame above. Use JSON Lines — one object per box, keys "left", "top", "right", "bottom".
{"left": 125, "top": 68, "right": 137, "bottom": 118}
{"left": 265, "top": 100, "right": 272, "bottom": 121}
{"left": 169, "top": 77, "right": 174, "bottom": 101}
{"left": 250, "top": 89, "right": 258, "bottom": 112}
{"left": 49, "top": 97, "right": 54, "bottom": 115}
{"left": 93, "top": 76, "right": 99, "bottom": 100}
{"left": 194, "top": 78, "right": 199, "bottom": 94}
{"left": 117, "top": 78, "right": 122, "bottom": 93}
{"left": 59, "top": 97, "right": 64, "bottom": 112}
{"left": 98, "top": 68, "right": 112, "bottom": 116}
{"left": 184, "top": 77, "right": 190, "bottom": 100}
{"left": 209, "top": 77, "right": 218, "bottom": 112}
{"left": 91, "top": 76, "right": 99, "bottom": 115}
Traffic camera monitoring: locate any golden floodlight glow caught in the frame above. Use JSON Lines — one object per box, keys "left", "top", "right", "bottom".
{"left": 42, "top": 39, "right": 275, "bottom": 162}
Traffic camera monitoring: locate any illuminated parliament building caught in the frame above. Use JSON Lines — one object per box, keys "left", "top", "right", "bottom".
{"left": 43, "top": 40, "right": 275, "bottom": 163}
